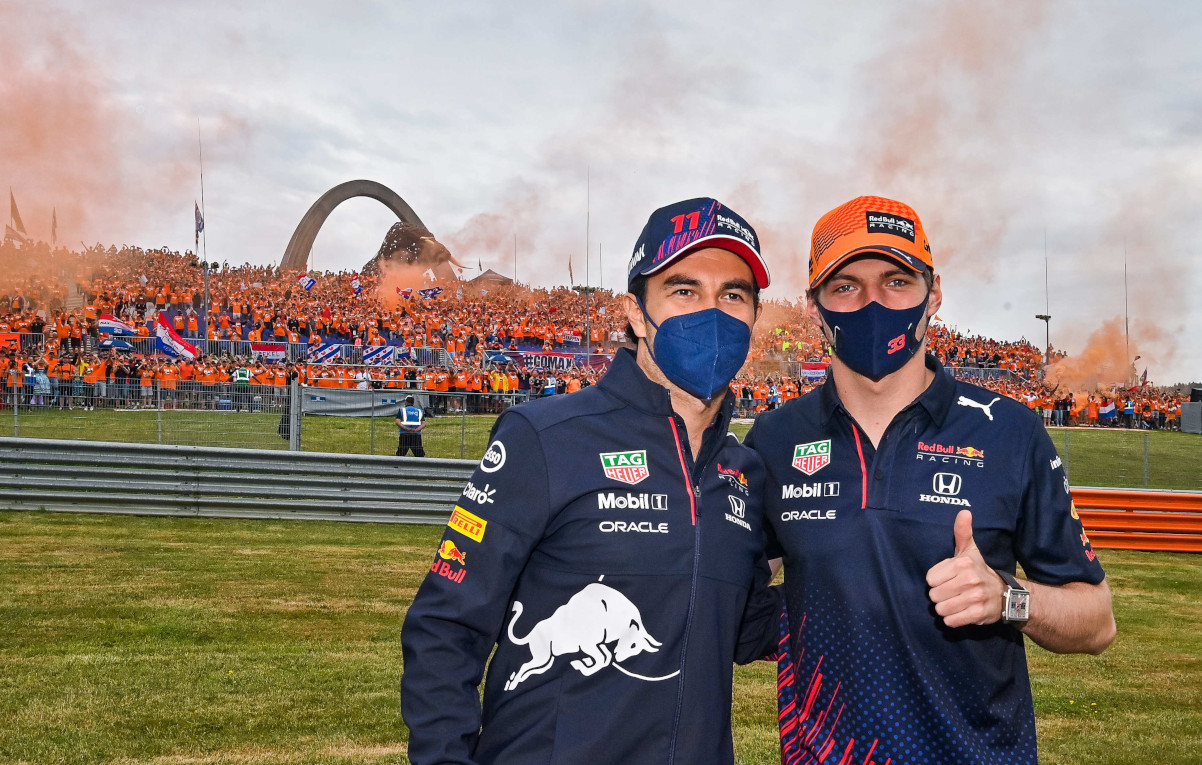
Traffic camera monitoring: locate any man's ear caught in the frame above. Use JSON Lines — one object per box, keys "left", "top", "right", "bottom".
{"left": 926, "top": 273, "right": 943, "bottom": 318}
{"left": 805, "top": 290, "right": 833, "bottom": 346}
{"left": 623, "top": 293, "right": 647, "bottom": 341}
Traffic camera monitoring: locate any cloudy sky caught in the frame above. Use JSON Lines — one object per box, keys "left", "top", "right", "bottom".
{"left": 3, "top": 0, "right": 1201, "bottom": 383}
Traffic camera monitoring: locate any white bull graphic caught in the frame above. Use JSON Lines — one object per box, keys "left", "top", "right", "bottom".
{"left": 503, "top": 580, "right": 673, "bottom": 691}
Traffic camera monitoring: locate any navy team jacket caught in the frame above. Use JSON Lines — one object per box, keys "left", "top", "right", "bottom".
{"left": 401, "top": 348, "right": 779, "bottom": 765}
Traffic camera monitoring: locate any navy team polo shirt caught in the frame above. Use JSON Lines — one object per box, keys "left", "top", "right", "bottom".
{"left": 745, "top": 355, "right": 1105, "bottom": 765}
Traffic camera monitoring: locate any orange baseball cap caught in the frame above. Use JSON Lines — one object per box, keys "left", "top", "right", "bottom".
{"left": 808, "top": 195, "right": 933, "bottom": 288}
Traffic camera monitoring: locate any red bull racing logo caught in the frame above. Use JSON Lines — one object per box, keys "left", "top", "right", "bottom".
{"left": 792, "top": 440, "right": 831, "bottom": 475}
{"left": 717, "top": 463, "right": 750, "bottom": 495}
{"left": 916, "top": 441, "right": 986, "bottom": 467}
{"left": 600, "top": 449, "right": 649, "bottom": 485}
{"left": 432, "top": 540, "right": 467, "bottom": 583}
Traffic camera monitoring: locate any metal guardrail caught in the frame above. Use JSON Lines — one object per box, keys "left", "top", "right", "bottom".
{"left": 4, "top": 438, "right": 1201, "bottom": 553}
{"left": 0, "top": 437, "right": 475, "bottom": 524}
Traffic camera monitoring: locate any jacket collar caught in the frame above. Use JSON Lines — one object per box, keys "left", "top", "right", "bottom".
{"left": 598, "top": 348, "right": 735, "bottom": 433}
{"left": 819, "top": 353, "right": 955, "bottom": 428}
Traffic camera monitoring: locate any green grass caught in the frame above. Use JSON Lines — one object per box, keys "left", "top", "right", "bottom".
{"left": 1, "top": 511, "right": 1199, "bottom": 764}
{"left": 4, "top": 408, "right": 1200, "bottom": 488}
{"left": 1047, "top": 428, "right": 1202, "bottom": 490}
{"left": 1, "top": 407, "right": 500, "bottom": 460}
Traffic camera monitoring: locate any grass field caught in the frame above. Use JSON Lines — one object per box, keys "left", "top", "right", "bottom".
{"left": 4, "top": 407, "right": 1200, "bottom": 490}
{"left": 1, "top": 511, "right": 1199, "bottom": 764}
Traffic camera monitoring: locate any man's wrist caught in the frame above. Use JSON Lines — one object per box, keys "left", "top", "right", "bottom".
{"left": 996, "top": 570, "right": 1030, "bottom": 625}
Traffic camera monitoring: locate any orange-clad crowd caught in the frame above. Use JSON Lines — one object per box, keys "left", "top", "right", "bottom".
{"left": 0, "top": 239, "right": 1189, "bottom": 427}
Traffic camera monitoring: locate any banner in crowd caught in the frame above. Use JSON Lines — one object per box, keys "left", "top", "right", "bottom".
{"left": 563, "top": 330, "right": 582, "bottom": 344}
{"left": 0, "top": 332, "right": 19, "bottom": 350}
{"left": 250, "top": 342, "right": 287, "bottom": 363}
{"left": 363, "top": 346, "right": 395, "bottom": 365}
{"left": 302, "top": 387, "right": 419, "bottom": 417}
{"left": 154, "top": 315, "right": 199, "bottom": 360}
{"left": 308, "top": 343, "right": 343, "bottom": 364}
{"left": 800, "top": 362, "right": 829, "bottom": 381}
{"left": 508, "top": 351, "right": 613, "bottom": 371}
{"left": 99, "top": 313, "right": 137, "bottom": 336}
{"left": 98, "top": 338, "right": 137, "bottom": 352}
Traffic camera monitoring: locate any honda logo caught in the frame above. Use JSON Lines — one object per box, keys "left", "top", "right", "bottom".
{"left": 728, "top": 495, "right": 746, "bottom": 519}
{"left": 933, "top": 472, "right": 962, "bottom": 496}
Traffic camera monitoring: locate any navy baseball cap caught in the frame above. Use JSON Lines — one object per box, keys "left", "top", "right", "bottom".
{"left": 627, "top": 197, "right": 770, "bottom": 289}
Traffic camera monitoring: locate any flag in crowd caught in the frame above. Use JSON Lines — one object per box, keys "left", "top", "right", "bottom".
{"left": 351, "top": 274, "right": 363, "bottom": 295}
{"left": 98, "top": 337, "right": 137, "bottom": 352}
{"left": 154, "top": 315, "right": 199, "bottom": 360}
{"left": 1099, "top": 401, "right": 1118, "bottom": 420}
{"left": 9, "top": 189, "right": 27, "bottom": 235}
{"left": 418, "top": 287, "right": 443, "bottom": 300}
{"left": 298, "top": 273, "right": 317, "bottom": 291}
{"left": 139, "top": 274, "right": 148, "bottom": 286}
{"left": 98, "top": 313, "right": 137, "bottom": 336}
{"left": 194, "top": 201, "right": 204, "bottom": 248}
{"left": 396, "top": 287, "right": 413, "bottom": 299}
{"left": 307, "top": 343, "right": 343, "bottom": 364}
{"left": 249, "top": 342, "right": 287, "bottom": 363}
{"left": 363, "top": 346, "right": 395, "bottom": 365}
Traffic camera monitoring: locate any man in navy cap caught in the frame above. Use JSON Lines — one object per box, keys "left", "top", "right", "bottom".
{"left": 746, "top": 195, "right": 1115, "bottom": 764}
{"left": 401, "top": 197, "right": 780, "bottom": 765}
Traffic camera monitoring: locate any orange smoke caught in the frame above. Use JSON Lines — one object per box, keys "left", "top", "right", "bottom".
{"left": 0, "top": 4, "right": 194, "bottom": 249}
{"left": 1044, "top": 317, "right": 1147, "bottom": 392}
{"left": 377, "top": 261, "right": 437, "bottom": 308}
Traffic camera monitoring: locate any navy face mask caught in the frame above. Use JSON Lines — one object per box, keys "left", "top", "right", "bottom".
{"left": 638, "top": 300, "right": 752, "bottom": 400}
{"left": 816, "top": 295, "right": 930, "bottom": 381}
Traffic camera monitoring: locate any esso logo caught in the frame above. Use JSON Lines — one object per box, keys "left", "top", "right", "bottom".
{"left": 481, "top": 440, "right": 507, "bottom": 473}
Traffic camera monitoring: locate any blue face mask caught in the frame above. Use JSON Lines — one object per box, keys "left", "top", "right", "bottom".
{"left": 816, "top": 295, "right": 930, "bottom": 381}
{"left": 638, "top": 300, "right": 751, "bottom": 400}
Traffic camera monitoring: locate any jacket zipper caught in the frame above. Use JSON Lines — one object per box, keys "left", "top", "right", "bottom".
{"left": 667, "top": 416, "right": 701, "bottom": 764}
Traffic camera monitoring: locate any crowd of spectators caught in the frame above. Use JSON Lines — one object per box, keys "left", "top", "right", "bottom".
{"left": 0, "top": 239, "right": 1189, "bottom": 428}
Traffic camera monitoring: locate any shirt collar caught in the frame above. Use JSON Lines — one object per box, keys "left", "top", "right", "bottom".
{"left": 818, "top": 353, "right": 955, "bottom": 427}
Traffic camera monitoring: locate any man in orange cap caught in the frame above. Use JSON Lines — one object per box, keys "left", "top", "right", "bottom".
{"left": 745, "top": 195, "right": 1115, "bottom": 764}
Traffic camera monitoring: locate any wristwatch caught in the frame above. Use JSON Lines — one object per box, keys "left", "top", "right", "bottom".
{"left": 996, "top": 570, "right": 1030, "bottom": 625}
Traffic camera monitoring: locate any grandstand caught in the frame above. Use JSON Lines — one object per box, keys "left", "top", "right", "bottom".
{"left": 0, "top": 237, "right": 1188, "bottom": 430}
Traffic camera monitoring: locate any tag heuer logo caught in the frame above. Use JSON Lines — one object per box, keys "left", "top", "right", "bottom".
{"left": 792, "top": 440, "right": 831, "bottom": 475}
{"left": 600, "top": 449, "right": 649, "bottom": 485}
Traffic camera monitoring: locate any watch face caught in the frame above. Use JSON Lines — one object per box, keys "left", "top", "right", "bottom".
{"left": 1009, "top": 589, "right": 1030, "bottom": 621}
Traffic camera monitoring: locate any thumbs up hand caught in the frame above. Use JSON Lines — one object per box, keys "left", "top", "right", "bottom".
{"left": 925, "top": 510, "right": 1006, "bottom": 628}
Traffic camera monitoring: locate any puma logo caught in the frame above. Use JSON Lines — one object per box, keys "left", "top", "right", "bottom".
{"left": 957, "top": 396, "right": 1001, "bottom": 422}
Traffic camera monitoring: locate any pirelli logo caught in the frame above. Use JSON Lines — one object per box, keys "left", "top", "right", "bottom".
{"left": 448, "top": 505, "right": 487, "bottom": 542}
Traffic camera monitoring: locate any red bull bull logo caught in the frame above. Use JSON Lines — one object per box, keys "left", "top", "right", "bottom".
{"left": 431, "top": 541, "right": 467, "bottom": 584}
{"left": 956, "top": 446, "right": 986, "bottom": 459}
{"left": 439, "top": 539, "right": 467, "bottom": 564}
